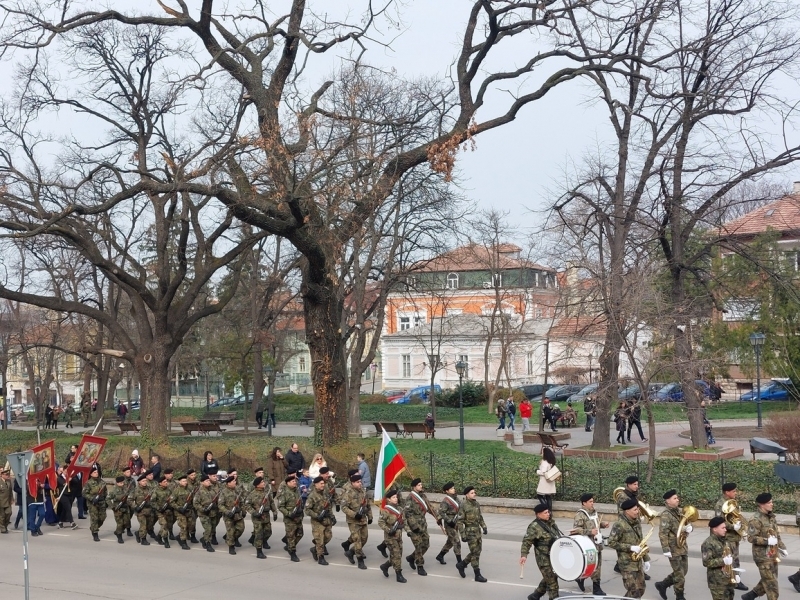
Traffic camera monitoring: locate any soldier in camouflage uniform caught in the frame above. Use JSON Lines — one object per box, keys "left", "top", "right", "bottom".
{"left": 305, "top": 475, "right": 336, "bottom": 565}
{"left": 435, "top": 482, "right": 462, "bottom": 566}
{"left": 715, "top": 482, "right": 749, "bottom": 591}
{"left": 404, "top": 478, "right": 436, "bottom": 576}
{"left": 742, "top": 493, "right": 787, "bottom": 600}
{"left": 341, "top": 473, "right": 372, "bottom": 569}
{"left": 790, "top": 494, "right": 800, "bottom": 592}
{"left": 521, "top": 503, "right": 563, "bottom": 600}
{"left": 656, "top": 490, "right": 690, "bottom": 600}
{"left": 573, "top": 493, "right": 608, "bottom": 595}
{"left": 152, "top": 476, "right": 174, "bottom": 548}
{"left": 80, "top": 393, "right": 91, "bottom": 427}
{"left": 185, "top": 469, "right": 199, "bottom": 543}
{"left": 108, "top": 475, "right": 133, "bottom": 543}
{"left": 63, "top": 402, "right": 75, "bottom": 428}
{"left": 171, "top": 473, "right": 193, "bottom": 549}
{"left": 456, "top": 486, "right": 488, "bottom": 582}
{"left": 206, "top": 470, "right": 222, "bottom": 542}
{"left": 132, "top": 475, "right": 155, "bottom": 546}
{"left": 162, "top": 468, "right": 177, "bottom": 540}
{"left": 379, "top": 488, "right": 407, "bottom": 583}
{"left": 703, "top": 516, "right": 737, "bottom": 600}
{"left": 193, "top": 473, "right": 220, "bottom": 552}
{"left": 277, "top": 474, "right": 304, "bottom": 562}
{"left": 83, "top": 464, "right": 107, "bottom": 542}
{"left": 607, "top": 498, "right": 651, "bottom": 598}
{"left": 246, "top": 476, "right": 277, "bottom": 559}
{"left": 218, "top": 475, "right": 245, "bottom": 555}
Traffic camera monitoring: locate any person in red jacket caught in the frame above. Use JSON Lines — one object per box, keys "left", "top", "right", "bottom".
{"left": 519, "top": 398, "right": 533, "bottom": 431}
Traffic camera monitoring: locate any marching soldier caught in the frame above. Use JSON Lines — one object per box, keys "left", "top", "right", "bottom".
{"left": 435, "top": 481, "right": 462, "bottom": 566}
{"left": 63, "top": 402, "right": 75, "bottom": 428}
{"left": 404, "top": 477, "right": 436, "bottom": 576}
{"left": 456, "top": 486, "right": 488, "bottom": 583}
{"left": 305, "top": 475, "right": 336, "bottom": 565}
{"left": 341, "top": 473, "right": 372, "bottom": 569}
{"left": 521, "top": 503, "right": 563, "bottom": 600}
{"left": 742, "top": 493, "right": 787, "bottom": 600}
{"left": 108, "top": 475, "right": 134, "bottom": 543}
{"left": 615, "top": 475, "right": 650, "bottom": 580}
{"left": 339, "top": 468, "right": 360, "bottom": 554}
{"left": 185, "top": 469, "right": 199, "bottom": 543}
{"left": 379, "top": 488, "right": 407, "bottom": 583}
{"left": 246, "top": 475, "right": 277, "bottom": 559}
{"left": 607, "top": 498, "right": 651, "bottom": 598}
{"left": 152, "top": 476, "right": 174, "bottom": 548}
{"left": 656, "top": 489, "right": 690, "bottom": 600}
{"left": 277, "top": 473, "right": 304, "bottom": 562}
{"left": 132, "top": 474, "right": 155, "bottom": 546}
{"left": 573, "top": 492, "right": 608, "bottom": 595}
{"left": 172, "top": 473, "right": 194, "bottom": 550}
{"left": 193, "top": 473, "right": 220, "bottom": 552}
{"left": 703, "top": 516, "right": 737, "bottom": 600}
{"left": 206, "top": 469, "right": 222, "bottom": 542}
{"left": 715, "top": 482, "right": 749, "bottom": 591}
{"left": 83, "top": 464, "right": 107, "bottom": 542}
{"left": 219, "top": 475, "right": 245, "bottom": 555}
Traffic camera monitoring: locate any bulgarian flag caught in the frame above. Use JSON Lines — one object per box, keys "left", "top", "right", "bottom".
{"left": 373, "top": 426, "right": 407, "bottom": 506}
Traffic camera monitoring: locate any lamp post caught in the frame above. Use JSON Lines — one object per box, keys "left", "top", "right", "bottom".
{"left": 750, "top": 332, "right": 766, "bottom": 430}
{"left": 455, "top": 360, "right": 467, "bottom": 454}
{"left": 370, "top": 363, "right": 377, "bottom": 394}
{"left": 588, "top": 352, "right": 594, "bottom": 384}
{"left": 264, "top": 364, "right": 274, "bottom": 436}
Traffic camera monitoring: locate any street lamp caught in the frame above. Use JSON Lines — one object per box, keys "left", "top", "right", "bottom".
{"left": 370, "top": 363, "right": 377, "bottom": 394}
{"left": 455, "top": 360, "right": 467, "bottom": 454}
{"left": 749, "top": 332, "right": 766, "bottom": 430}
{"left": 264, "top": 364, "right": 274, "bottom": 436}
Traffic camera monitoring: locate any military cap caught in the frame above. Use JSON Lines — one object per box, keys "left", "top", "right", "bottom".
{"left": 252, "top": 476, "right": 264, "bottom": 487}
{"left": 534, "top": 503, "right": 549, "bottom": 514}
{"left": 709, "top": 516, "right": 726, "bottom": 528}
{"left": 200, "top": 474, "right": 210, "bottom": 482}
{"left": 348, "top": 469, "right": 359, "bottom": 477}
{"left": 207, "top": 467, "right": 218, "bottom": 475}
{"left": 621, "top": 498, "right": 637, "bottom": 510}
{"left": 624, "top": 475, "right": 639, "bottom": 485}
{"left": 580, "top": 493, "right": 594, "bottom": 503}
{"left": 224, "top": 475, "right": 237, "bottom": 484}
{"left": 89, "top": 464, "right": 99, "bottom": 473}
{"left": 663, "top": 489, "right": 677, "bottom": 500}
{"left": 463, "top": 485, "right": 475, "bottom": 495}
{"left": 722, "top": 482, "right": 737, "bottom": 492}
{"left": 163, "top": 468, "right": 174, "bottom": 475}
{"left": 177, "top": 473, "right": 187, "bottom": 481}
{"left": 349, "top": 474, "right": 362, "bottom": 483}
{"left": 319, "top": 467, "right": 330, "bottom": 474}
{"left": 121, "top": 465, "right": 131, "bottom": 472}
{"left": 411, "top": 478, "right": 422, "bottom": 487}
{"left": 385, "top": 488, "right": 398, "bottom": 499}
{"left": 285, "top": 474, "right": 296, "bottom": 483}
{"left": 115, "top": 475, "right": 126, "bottom": 483}
{"left": 756, "top": 492, "right": 772, "bottom": 504}
{"left": 186, "top": 469, "right": 196, "bottom": 476}
{"left": 313, "top": 475, "right": 324, "bottom": 484}
{"left": 254, "top": 467, "right": 264, "bottom": 474}
{"left": 442, "top": 482, "right": 455, "bottom": 492}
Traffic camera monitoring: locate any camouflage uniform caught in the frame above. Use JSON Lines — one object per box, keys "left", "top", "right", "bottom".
{"left": 132, "top": 484, "right": 155, "bottom": 542}
{"left": 218, "top": 486, "right": 246, "bottom": 548}
{"left": 80, "top": 396, "right": 91, "bottom": 427}
{"left": 617, "top": 489, "right": 638, "bottom": 513}
{"left": 748, "top": 509, "right": 785, "bottom": 600}
{"left": 108, "top": 482, "right": 134, "bottom": 536}
{"left": 341, "top": 483, "right": 372, "bottom": 559}
{"left": 658, "top": 506, "right": 688, "bottom": 598}
{"left": 83, "top": 477, "right": 108, "bottom": 534}
{"left": 573, "top": 508, "right": 604, "bottom": 583}
{"left": 246, "top": 486, "right": 277, "bottom": 550}
{"left": 437, "top": 493, "right": 462, "bottom": 561}
{"left": 0, "top": 475, "right": 13, "bottom": 533}
{"left": 702, "top": 533, "right": 735, "bottom": 600}
{"left": 404, "top": 490, "right": 433, "bottom": 567}
{"left": 521, "top": 517, "right": 563, "bottom": 600}
{"left": 305, "top": 487, "right": 336, "bottom": 558}
{"left": 277, "top": 484, "right": 305, "bottom": 552}
{"left": 185, "top": 477, "right": 199, "bottom": 540}
{"left": 63, "top": 404, "right": 75, "bottom": 428}
{"left": 193, "top": 484, "right": 219, "bottom": 545}
{"left": 715, "top": 495, "right": 744, "bottom": 570}
{"left": 152, "top": 485, "right": 174, "bottom": 544}
{"left": 457, "top": 496, "right": 486, "bottom": 568}
{"left": 173, "top": 484, "right": 196, "bottom": 542}
{"left": 379, "top": 504, "right": 405, "bottom": 572}
{"left": 607, "top": 513, "right": 650, "bottom": 598}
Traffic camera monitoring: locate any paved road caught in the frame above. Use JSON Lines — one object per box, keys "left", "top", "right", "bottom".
{"left": 2, "top": 510, "right": 800, "bottom": 599}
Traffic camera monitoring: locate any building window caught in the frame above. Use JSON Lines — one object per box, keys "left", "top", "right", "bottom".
{"left": 299, "top": 357, "right": 307, "bottom": 372}
{"left": 527, "top": 352, "right": 534, "bottom": 376}
{"left": 446, "top": 308, "right": 463, "bottom": 316}
{"left": 492, "top": 272, "right": 502, "bottom": 288}
{"left": 458, "top": 354, "right": 469, "bottom": 377}
{"left": 402, "top": 355, "right": 412, "bottom": 378}
{"left": 447, "top": 272, "right": 459, "bottom": 289}
{"left": 399, "top": 316, "right": 411, "bottom": 331}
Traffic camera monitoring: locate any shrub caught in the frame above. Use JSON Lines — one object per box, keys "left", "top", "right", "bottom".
{"left": 497, "top": 387, "right": 527, "bottom": 403}
{"left": 360, "top": 394, "right": 388, "bottom": 405}
{"left": 765, "top": 413, "right": 800, "bottom": 463}
{"left": 439, "top": 381, "right": 488, "bottom": 408}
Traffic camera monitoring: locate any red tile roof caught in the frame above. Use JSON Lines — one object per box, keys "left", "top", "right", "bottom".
{"left": 721, "top": 194, "right": 800, "bottom": 238}
{"left": 414, "top": 243, "right": 553, "bottom": 272}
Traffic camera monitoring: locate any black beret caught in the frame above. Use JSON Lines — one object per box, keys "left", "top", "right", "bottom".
{"left": 207, "top": 467, "right": 218, "bottom": 475}
{"left": 143, "top": 469, "right": 153, "bottom": 476}
{"left": 411, "top": 478, "right": 422, "bottom": 487}
{"left": 137, "top": 475, "right": 149, "bottom": 483}
{"left": 722, "top": 482, "right": 737, "bottom": 492}
{"left": 186, "top": 469, "right": 196, "bottom": 476}
{"left": 90, "top": 464, "right": 99, "bottom": 473}
{"left": 313, "top": 476, "right": 324, "bottom": 484}
{"left": 534, "top": 503, "right": 549, "bottom": 514}
{"left": 177, "top": 474, "right": 187, "bottom": 481}
{"left": 580, "top": 493, "right": 594, "bottom": 503}
{"left": 163, "top": 468, "right": 174, "bottom": 475}
{"left": 319, "top": 467, "right": 330, "bottom": 474}
{"left": 254, "top": 467, "right": 264, "bottom": 473}
{"left": 350, "top": 474, "right": 362, "bottom": 483}
{"left": 225, "top": 476, "right": 237, "bottom": 484}
{"left": 442, "top": 481, "right": 455, "bottom": 492}
{"left": 663, "top": 489, "right": 677, "bottom": 500}
{"left": 463, "top": 486, "right": 475, "bottom": 495}
{"left": 709, "top": 516, "right": 726, "bottom": 528}
{"left": 621, "top": 498, "right": 637, "bottom": 510}
{"left": 624, "top": 475, "right": 639, "bottom": 485}
{"left": 200, "top": 474, "right": 210, "bottom": 482}
{"left": 115, "top": 475, "right": 125, "bottom": 483}
{"left": 158, "top": 476, "right": 167, "bottom": 484}
{"left": 348, "top": 469, "right": 359, "bottom": 477}
{"left": 756, "top": 492, "right": 772, "bottom": 504}
{"left": 385, "top": 488, "right": 398, "bottom": 499}
{"left": 122, "top": 465, "right": 131, "bottom": 472}
{"left": 285, "top": 474, "right": 296, "bottom": 483}
{"left": 252, "top": 477, "right": 264, "bottom": 487}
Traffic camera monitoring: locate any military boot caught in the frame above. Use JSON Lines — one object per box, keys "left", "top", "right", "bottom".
{"left": 116, "top": 533, "right": 124, "bottom": 544}
{"left": 357, "top": 557, "right": 367, "bottom": 570}
{"left": 235, "top": 537, "right": 242, "bottom": 548}
{"left": 127, "top": 528, "right": 134, "bottom": 537}
{"left": 456, "top": 559, "right": 467, "bottom": 578}
{"left": 377, "top": 542, "right": 388, "bottom": 558}
{"left": 577, "top": 578, "right": 585, "bottom": 592}
{"left": 169, "top": 530, "right": 176, "bottom": 540}
{"left": 417, "top": 566, "right": 427, "bottom": 576}
{"left": 248, "top": 534, "right": 255, "bottom": 545}
{"left": 318, "top": 555, "right": 329, "bottom": 566}
{"left": 737, "top": 582, "right": 750, "bottom": 591}
{"left": 92, "top": 532, "right": 100, "bottom": 542}
{"left": 593, "top": 581, "right": 607, "bottom": 596}
{"left": 323, "top": 544, "right": 329, "bottom": 555}
{"left": 189, "top": 533, "right": 199, "bottom": 544}
{"left": 290, "top": 551, "right": 299, "bottom": 562}
{"left": 474, "top": 567, "right": 487, "bottom": 583}
{"left": 311, "top": 547, "right": 318, "bottom": 561}
{"left": 345, "top": 549, "right": 356, "bottom": 564}
{"left": 263, "top": 540, "right": 270, "bottom": 549}
{"left": 406, "top": 554, "right": 416, "bottom": 569}
{"left": 180, "top": 540, "right": 190, "bottom": 550}
{"left": 741, "top": 592, "right": 757, "bottom": 600}
{"left": 435, "top": 551, "right": 447, "bottom": 565}
{"left": 201, "top": 540, "right": 207, "bottom": 549}
{"left": 211, "top": 535, "right": 219, "bottom": 545}
{"left": 229, "top": 546, "right": 236, "bottom": 555}
{"left": 790, "top": 572, "right": 800, "bottom": 593}
{"left": 380, "top": 561, "right": 391, "bottom": 577}
{"left": 528, "top": 592, "right": 542, "bottom": 600}
{"left": 140, "top": 537, "right": 150, "bottom": 546}
{"left": 156, "top": 536, "right": 164, "bottom": 546}
{"left": 396, "top": 571, "right": 407, "bottom": 584}
{"left": 256, "top": 548, "right": 266, "bottom": 559}
{"left": 135, "top": 531, "right": 141, "bottom": 543}
{"left": 655, "top": 580, "right": 668, "bottom": 600}
{"left": 342, "top": 539, "right": 352, "bottom": 552}
{"left": 163, "top": 537, "right": 170, "bottom": 549}
{"left": 148, "top": 529, "right": 158, "bottom": 541}
{"left": 206, "top": 542, "right": 215, "bottom": 552}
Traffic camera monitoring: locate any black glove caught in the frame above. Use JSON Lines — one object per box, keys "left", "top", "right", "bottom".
{"left": 407, "top": 531, "right": 412, "bottom": 538}
{"left": 367, "top": 517, "right": 373, "bottom": 525}
{"left": 316, "top": 511, "right": 328, "bottom": 522}
{"left": 335, "top": 504, "right": 340, "bottom": 512}
{"left": 447, "top": 520, "right": 456, "bottom": 528}
{"left": 273, "top": 512, "right": 278, "bottom": 522}
{"left": 483, "top": 526, "right": 488, "bottom": 535}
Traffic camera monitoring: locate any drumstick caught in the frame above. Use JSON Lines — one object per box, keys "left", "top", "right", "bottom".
{"left": 520, "top": 563, "right": 525, "bottom": 579}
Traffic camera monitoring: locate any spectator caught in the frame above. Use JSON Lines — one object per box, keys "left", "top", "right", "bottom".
{"left": 626, "top": 402, "right": 647, "bottom": 443}
{"left": 128, "top": 449, "right": 145, "bottom": 476}
{"left": 266, "top": 397, "right": 276, "bottom": 428}
{"left": 13, "top": 478, "right": 23, "bottom": 530}
{"left": 255, "top": 398, "right": 265, "bottom": 429}
{"left": 309, "top": 453, "right": 327, "bottom": 479}
{"left": 710, "top": 381, "right": 724, "bottom": 401}
{"left": 704, "top": 417, "right": 715, "bottom": 445}
{"left": 535, "top": 447, "right": 558, "bottom": 511}
{"left": 149, "top": 454, "right": 162, "bottom": 479}
{"left": 561, "top": 402, "right": 577, "bottom": 427}
{"left": 63, "top": 403, "right": 75, "bottom": 428}
{"left": 267, "top": 447, "right": 286, "bottom": 493}
{"left": 519, "top": 398, "right": 532, "bottom": 431}
{"left": 507, "top": 398, "right": 517, "bottom": 430}
{"left": 356, "top": 453, "right": 372, "bottom": 489}
{"left": 0, "top": 405, "right": 5, "bottom": 427}
{"left": 285, "top": 442, "right": 305, "bottom": 473}
{"left": 92, "top": 397, "right": 98, "bottom": 412}
{"left": 495, "top": 398, "right": 507, "bottom": 429}
{"left": 424, "top": 412, "right": 435, "bottom": 435}
{"left": 64, "top": 445, "right": 78, "bottom": 467}
{"left": 584, "top": 395, "right": 596, "bottom": 432}
{"left": 542, "top": 398, "right": 558, "bottom": 432}
{"left": 614, "top": 401, "right": 628, "bottom": 445}
{"left": 51, "top": 406, "right": 61, "bottom": 429}
{"left": 200, "top": 450, "right": 218, "bottom": 476}
{"left": 45, "top": 404, "right": 54, "bottom": 429}
{"left": 298, "top": 468, "right": 312, "bottom": 505}
{"left": 551, "top": 404, "right": 563, "bottom": 426}
{"left": 116, "top": 401, "right": 128, "bottom": 424}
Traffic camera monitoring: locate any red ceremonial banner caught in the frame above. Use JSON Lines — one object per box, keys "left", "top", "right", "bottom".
{"left": 28, "top": 440, "right": 57, "bottom": 497}
{"left": 64, "top": 434, "right": 107, "bottom": 482}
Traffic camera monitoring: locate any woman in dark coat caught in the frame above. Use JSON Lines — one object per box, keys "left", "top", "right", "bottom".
{"left": 267, "top": 447, "right": 286, "bottom": 493}
{"left": 201, "top": 451, "right": 219, "bottom": 475}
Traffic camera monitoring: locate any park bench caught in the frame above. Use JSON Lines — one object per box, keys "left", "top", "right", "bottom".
{"left": 118, "top": 422, "right": 140, "bottom": 435}
{"left": 180, "top": 422, "right": 202, "bottom": 435}
{"left": 534, "top": 431, "right": 569, "bottom": 451}
{"left": 374, "top": 422, "right": 406, "bottom": 437}
{"left": 201, "top": 412, "right": 236, "bottom": 425}
{"left": 194, "top": 421, "right": 226, "bottom": 436}
{"left": 402, "top": 422, "right": 435, "bottom": 439}
{"left": 300, "top": 409, "right": 315, "bottom": 425}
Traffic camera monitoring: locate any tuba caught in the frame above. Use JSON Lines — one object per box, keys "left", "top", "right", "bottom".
{"left": 766, "top": 528, "right": 780, "bottom": 563}
{"left": 677, "top": 506, "right": 699, "bottom": 548}
{"left": 721, "top": 499, "right": 748, "bottom": 539}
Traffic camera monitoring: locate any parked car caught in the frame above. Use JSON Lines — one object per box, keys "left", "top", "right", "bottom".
{"left": 741, "top": 379, "right": 798, "bottom": 402}
{"left": 382, "top": 389, "right": 407, "bottom": 403}
{"left": 392, "top": 384, "right": 442, "bottom": 405}
{"left": 545, "top": 385, "right": 583, "bottom": 404}
{"left": 515, "top": 383, "right": 557, "bottom": 401}
{"left": 208, "top": 396, "right": 238, "bottom": 409}
{"left": 653, "top": 380, "right": 711, "bottom": 402}
{"left": 618, "top": 384, "right": 643, "bottom": 402}
{"left": 568, "top": 383, "right": 598, "bottom": 403}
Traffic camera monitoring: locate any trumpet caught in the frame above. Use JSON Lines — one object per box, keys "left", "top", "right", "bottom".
{"left": 677, "top": 506, "right": 699, "bottom": 548}
{"left": 722, "top": 545, "right": 736, "bottom": 584}
{"left": 721, "top": 499, "right": 748, "bottom": 539}
{"left": 767, "top": 528, "right": 780, "bottom": 563}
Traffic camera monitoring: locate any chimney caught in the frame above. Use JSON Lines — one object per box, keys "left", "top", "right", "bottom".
{"left": 794, "top": 181, "right": 800, "bottom": 194}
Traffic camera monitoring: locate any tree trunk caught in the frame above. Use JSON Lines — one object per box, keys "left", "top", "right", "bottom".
{"left": 592, "top": 333, "right": 621, "bottom": 449}
{"left": 347, "top": 353, "right": 362, "bottom": 435}
{"left": 137, "top": 351, "right": 171, "bottom": 441}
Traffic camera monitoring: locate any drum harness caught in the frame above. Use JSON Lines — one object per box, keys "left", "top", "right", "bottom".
{"left": 535, "top": 518, "right": 563, "bottom": 549}
{"left": 578, "top": 508, "right": 604, "bottom": 547}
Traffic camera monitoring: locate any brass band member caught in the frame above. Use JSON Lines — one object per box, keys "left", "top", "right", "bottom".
{"left": 607, "top": 498, "right": 651, "bottom": 599}
{"left": 715, "top": 482, "right": 748, "bottom": 591}
{"left": 655, "top": 489, "right": 689, "bottom": 600}
{"left": 615, "top": 475, "right": 650, "bottom": 580}
{"left": 522, "top": 503, "right": 563, "bottom": 600}
{"left": 573, "top": 493, "right": 608, "bottom": 595}
{"left": 742, "top": 493, "right": 787, "bottom": 600}
{"left": 702, "top": 516, "right": 737, "bottom": 600}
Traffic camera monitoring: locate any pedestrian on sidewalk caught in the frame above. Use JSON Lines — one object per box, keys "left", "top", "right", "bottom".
{"left": 627, "top": 401, "right": 647, "bottom": 443}
{"left": 496, "top": 398, "right": 507, "bottom": 430}
{"left": 614, "top": 401, "right": 628, "bottom": 445}
{"left": 520, "top": 398, "right": 532, "bottom": 431}
{"left": 542, "top": 398, "right": 558, "bottom": 432}
{"left": 507, "top": 398, "right": 516, "bottom": 430}
{"left": 584, "top": 395, "right": 596, "bottom": 431}
{"left": 535, "top": 447, "right": 557, "bottom": 511}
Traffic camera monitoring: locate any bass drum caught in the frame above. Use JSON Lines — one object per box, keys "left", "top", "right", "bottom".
{"left": 550, "top": 535, "right": 598, "bottom": 581}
